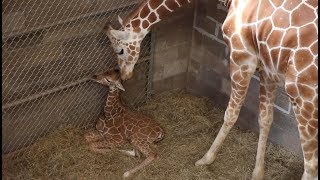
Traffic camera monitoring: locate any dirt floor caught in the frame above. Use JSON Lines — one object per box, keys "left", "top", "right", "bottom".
{"left": 2, "top": 91, "right": 304, "bottom": 180}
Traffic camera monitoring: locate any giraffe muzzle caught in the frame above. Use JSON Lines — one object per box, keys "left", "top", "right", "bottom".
{"left": 121, "top": 71, "right": 133, "bottom": 81}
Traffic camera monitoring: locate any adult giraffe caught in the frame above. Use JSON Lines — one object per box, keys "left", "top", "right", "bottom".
{"left": 104, "top": 0, "right": 318, "bottom": 179}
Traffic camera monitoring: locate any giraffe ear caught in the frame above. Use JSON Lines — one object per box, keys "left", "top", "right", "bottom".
{"left": 109, "top": 29, "right": 130, "bottom": 40}
{"left": 115, "top": 82, "right": 125, "bottom": 91}
{"left": 118, "top": 15, "right": 124, "bottom": 26}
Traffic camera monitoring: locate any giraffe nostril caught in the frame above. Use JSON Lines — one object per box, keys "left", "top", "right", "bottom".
{"left": 117, "top": 49, "right": 124, "bottom": 55}
{"left": 114, "top": 68, "right": 120, "bottom": 73}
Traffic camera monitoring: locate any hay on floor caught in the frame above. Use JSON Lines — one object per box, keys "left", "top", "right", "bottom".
{"left": 2, "top": 91, "right": 303, "bottom": 180}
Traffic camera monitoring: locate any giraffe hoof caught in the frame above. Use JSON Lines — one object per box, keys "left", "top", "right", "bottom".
{"left": 252, "top": 167, "right": 264, "bottom": 180}
{"left": 123, "top": 171, "right": 132, "bottom": 178}
{"left": 195, "top": 159, "right": 207, "bottom": 166}
{"left": 195, "top": 155, "right": 215, "bottom": 166}
{"left": 134, "top": 149, "right": 142, "bottom": 159}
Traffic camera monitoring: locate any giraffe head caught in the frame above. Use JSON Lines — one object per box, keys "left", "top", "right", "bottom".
{"left": 104, "top": 16, "right": 149, "bottom": 80}
{"left": 92, "top": 68, "right": 125, "bottom": 91}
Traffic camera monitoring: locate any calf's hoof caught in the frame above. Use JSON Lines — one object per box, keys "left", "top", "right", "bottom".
{"left": 123, "top": 171, "right": 132, "bottom": 178}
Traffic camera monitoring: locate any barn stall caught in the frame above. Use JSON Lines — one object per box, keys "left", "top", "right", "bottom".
{"left": 2, "top": 0, "right": 304, "bottom": 179}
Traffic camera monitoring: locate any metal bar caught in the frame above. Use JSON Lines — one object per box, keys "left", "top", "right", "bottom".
{"left": 2, "top": 77, "right": 91, "bottom": 109}
{"left": 2, "top": 3, "right": 137, "bottom": 41}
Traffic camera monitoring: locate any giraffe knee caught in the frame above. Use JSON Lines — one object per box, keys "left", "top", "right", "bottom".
{"left": 306, "top": 142, "right": 318, "bottom": 154}
{"left": 304, "top": 162, "right": 318, "bottom": 177}
{"left": 223, "top": 109, "right": 237, "bottom": 126}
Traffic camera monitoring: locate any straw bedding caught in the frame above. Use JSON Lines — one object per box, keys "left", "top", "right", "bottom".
{"left": 3, "top": 91, "right": 303, "bottom": 180}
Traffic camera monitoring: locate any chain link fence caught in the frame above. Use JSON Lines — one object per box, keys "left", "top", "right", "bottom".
{"left": 2, "top": 0, "right": 154, "bottom": 154}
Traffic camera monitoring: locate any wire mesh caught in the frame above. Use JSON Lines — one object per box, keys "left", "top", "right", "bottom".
{"left": 2, "top": 0, "right": 154, "bottom": 154}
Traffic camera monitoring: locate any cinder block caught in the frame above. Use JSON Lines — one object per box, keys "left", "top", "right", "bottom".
{"left": 196, "top": 0, "right": 208, "bottom": 18}
{"left": 243, "top": 78, "right": 260, "bottom": 112}
{"left": 205, "top": 0, "right": 228, "bottom": 23}
{"left": 272, "top": 109, "right": 298, "bottom": 135}
{"left": 153, "top": 73, "right": 187, "bottom": 94}
{"left": 194, "top": 16, "right": 217, "bottom": 35}
{"left": 152, "top": 65, "right": 164, "bottom": 82}
{"left": 203, "top": 35, "right": 225, "bottom": 59}
{"left": 203, "top": 49, "right": 229, "bottom": 77}
{"left": 163, "top": 58, "right": 189, "bottom": 79}
{"left": 178, "top": 43, "right": 192, "bottom": 60}
{"left": 221, "top": 78, "right": 231, "bottom": 95}
{"left": 274, "top": 87, "right": 291, "bottom": 113}
{"left": 236, "top": 105, "right": 259, "bottom": 133}
{"left": 155, "top": 3, "right": 193, "bottom": 51}
{"left": 188, "top": 58, "right": 201, "bottom": 77}
{"left": 154, "top": 45, "right": 179, "bottom": 65}
{"left": 190, "top": 31, "right": 205, "bottom": 60}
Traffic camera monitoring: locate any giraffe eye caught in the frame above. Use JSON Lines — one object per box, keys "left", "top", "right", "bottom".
{"left": 117, "top": 49, "right": 124, "bottom": 55}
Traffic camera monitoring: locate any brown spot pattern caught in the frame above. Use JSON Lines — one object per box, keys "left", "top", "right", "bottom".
{"left": 294, "top": 50, "right": 313, "bottom": 71}
{"left": 156, "top": 5, "right": 171, "bottom": 17}
{"left": 149, "top": 0, "right": 163, "bottom": 9}
{"left": 139, "top": 5, "right": 150, "bottom": 19}
{"left": 267, "top": 30, "right": 284, "bottom": 47}
{"left": 142, "top": 20, "right": 149, "bottom": 29}
{"left": 165, "top": 0, "right": 179, "bottom": 10}
{"left": 298, "top": 65, "right": 318, "bottom": 85}
{"left": 303, "top": 140, "right": 318, "bottom": 152}
{"left": 283, "top": 0, "right": 302, "bottom": 11}
{"left": 257, "top": 0, "right": 274, "bottom": 20}
{"left": 299, "top": 24, "right": 317, "bottom": 48}
{"left": 231, "top": 34, "right": 244, "bottom": 49}
{"left": 148, "top": 12, "right": 158, "bottom": 23}
{"left": 282, "top": 28, "right": 298, "bottom": 48}
{"left": 291, "top": 4, "right": 316, "bottom": 26}
{"left": 298, "top": 84, "right": 315, "bottom": 101}
{"left": 270, "top": 0, "right": 284, "bottom": 7}
{"left": 272, "top": 9, "right": 290, "bottom": 28}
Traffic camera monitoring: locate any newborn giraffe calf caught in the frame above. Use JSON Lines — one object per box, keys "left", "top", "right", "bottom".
{"left": 84, "top": 68, "right": 164, "bottom": 178}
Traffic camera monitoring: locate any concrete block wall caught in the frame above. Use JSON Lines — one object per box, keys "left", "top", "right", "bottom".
{"left": 187, "top": 0, "right": 302, "bottom": 156}
{"left": 152, "top": 2, "right": 195, "bottom": 94}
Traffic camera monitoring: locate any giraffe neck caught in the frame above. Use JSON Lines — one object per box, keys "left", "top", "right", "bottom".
{"left": 104, "top": 87, "right": 125, "bottom": 117}
{"left": 123, "top": 0, "right": 192, "bottom": 34}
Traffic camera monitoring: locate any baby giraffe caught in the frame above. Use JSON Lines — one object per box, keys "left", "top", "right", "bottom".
{"left": 84, "top": 68, "right": 164, "bottom": 178}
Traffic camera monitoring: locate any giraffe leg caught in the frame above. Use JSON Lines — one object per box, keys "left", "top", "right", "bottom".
{"left": 285, "top": 88, "right": 318, "bottom": 179}
{"left": 84, "top": 131, "right": 104, "bottom": 143}
{"left": 88, "top": 135, "right": 125, "bottom": 154}
{"left": 196, "top": 56, "right": 257, "bottom": 166}
{"left": 119, "top": 149, "right": 142, "bottom": 158}
{"left": 252, "top": 73, "right": 277, "bottom": 180}
{"left": 123, "top": 138, "right": 157, "bottom": 178}
{"left": 290, "top": 98, "right": 318, "bottom": 180}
